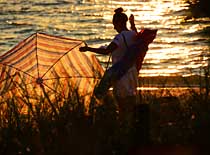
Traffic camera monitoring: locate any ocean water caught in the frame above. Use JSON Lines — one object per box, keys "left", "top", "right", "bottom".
{"left": 0, "top": 0, "right": 209, "bottom": 77}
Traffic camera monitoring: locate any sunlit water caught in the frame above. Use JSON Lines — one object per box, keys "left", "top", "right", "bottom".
{"left": 0, "top": 0, "right": 209, "bottom": 77}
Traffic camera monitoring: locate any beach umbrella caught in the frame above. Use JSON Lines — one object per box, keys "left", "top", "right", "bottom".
{"left": 0, "top": 33, "right": 104, "bottom": 112}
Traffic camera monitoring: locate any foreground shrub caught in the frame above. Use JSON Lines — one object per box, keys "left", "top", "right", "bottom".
{"left": 0, "top": 86, "right": 210, "bottom": 155}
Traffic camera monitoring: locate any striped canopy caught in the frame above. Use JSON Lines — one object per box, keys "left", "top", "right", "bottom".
{"left": 0, "top": 33, "right": 104, "bottom": 112}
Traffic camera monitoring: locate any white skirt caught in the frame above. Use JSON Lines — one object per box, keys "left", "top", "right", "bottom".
{"left": 113, "top": 66, "right": 138, "bottom": 98}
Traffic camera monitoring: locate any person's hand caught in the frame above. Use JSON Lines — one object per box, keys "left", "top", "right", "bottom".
{"left": 79, "top": 46, "right": 89, "bottom": 52}
{"left": 129, "top": 14, "right": 135, "bottom": 25}
{"left": 129, "top": 14, "right": 137, "bottom": 32}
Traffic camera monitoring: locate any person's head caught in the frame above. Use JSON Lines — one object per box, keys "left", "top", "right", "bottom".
{"left": 112, "top": 8, "right": 128, "bottom": 33}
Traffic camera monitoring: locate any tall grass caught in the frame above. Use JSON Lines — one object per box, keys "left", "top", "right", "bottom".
{"left": 0, "top": 72, "right": 210, "bottom": 155}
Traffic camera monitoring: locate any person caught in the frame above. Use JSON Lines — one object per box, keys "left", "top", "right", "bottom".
{"left": 79, "top": 8, "right": 138, "bottom": 123}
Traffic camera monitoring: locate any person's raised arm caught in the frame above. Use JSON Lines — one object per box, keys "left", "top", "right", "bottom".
{"left": 129, "top": 14, "right": 137, "bottom": 33}
{"left": 79, "top": 41, "right": 118, "bottom": 55}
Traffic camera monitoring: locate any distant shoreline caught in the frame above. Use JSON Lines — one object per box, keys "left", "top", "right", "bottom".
{"left": 104, "top": 75, "right": 209, "bottom": 97}
{"left": 135, "top": 75, "right": 209, "bottom": 96}
{"left": 138, "top": 75, "right": 209, "bottom": 88}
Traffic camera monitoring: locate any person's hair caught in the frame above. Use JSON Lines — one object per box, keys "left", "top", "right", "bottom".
{"left": 112, "top": 8, "right": 128, "bottom": 24}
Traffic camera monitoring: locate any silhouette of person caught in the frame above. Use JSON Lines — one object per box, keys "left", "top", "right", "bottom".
{"left": 80, "top": 8, "right": 138, "bottom": 122}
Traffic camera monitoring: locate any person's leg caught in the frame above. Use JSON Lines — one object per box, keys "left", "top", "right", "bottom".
{"left": 115, "top": 95, "right": 137, "bottom": 154}
{"left": 116, "top": 95, "right": 136, "bottom": 127}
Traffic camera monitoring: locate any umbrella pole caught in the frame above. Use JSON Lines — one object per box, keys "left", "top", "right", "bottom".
{"left": 40, "top": 84, "right": 58, "bottom": 118}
